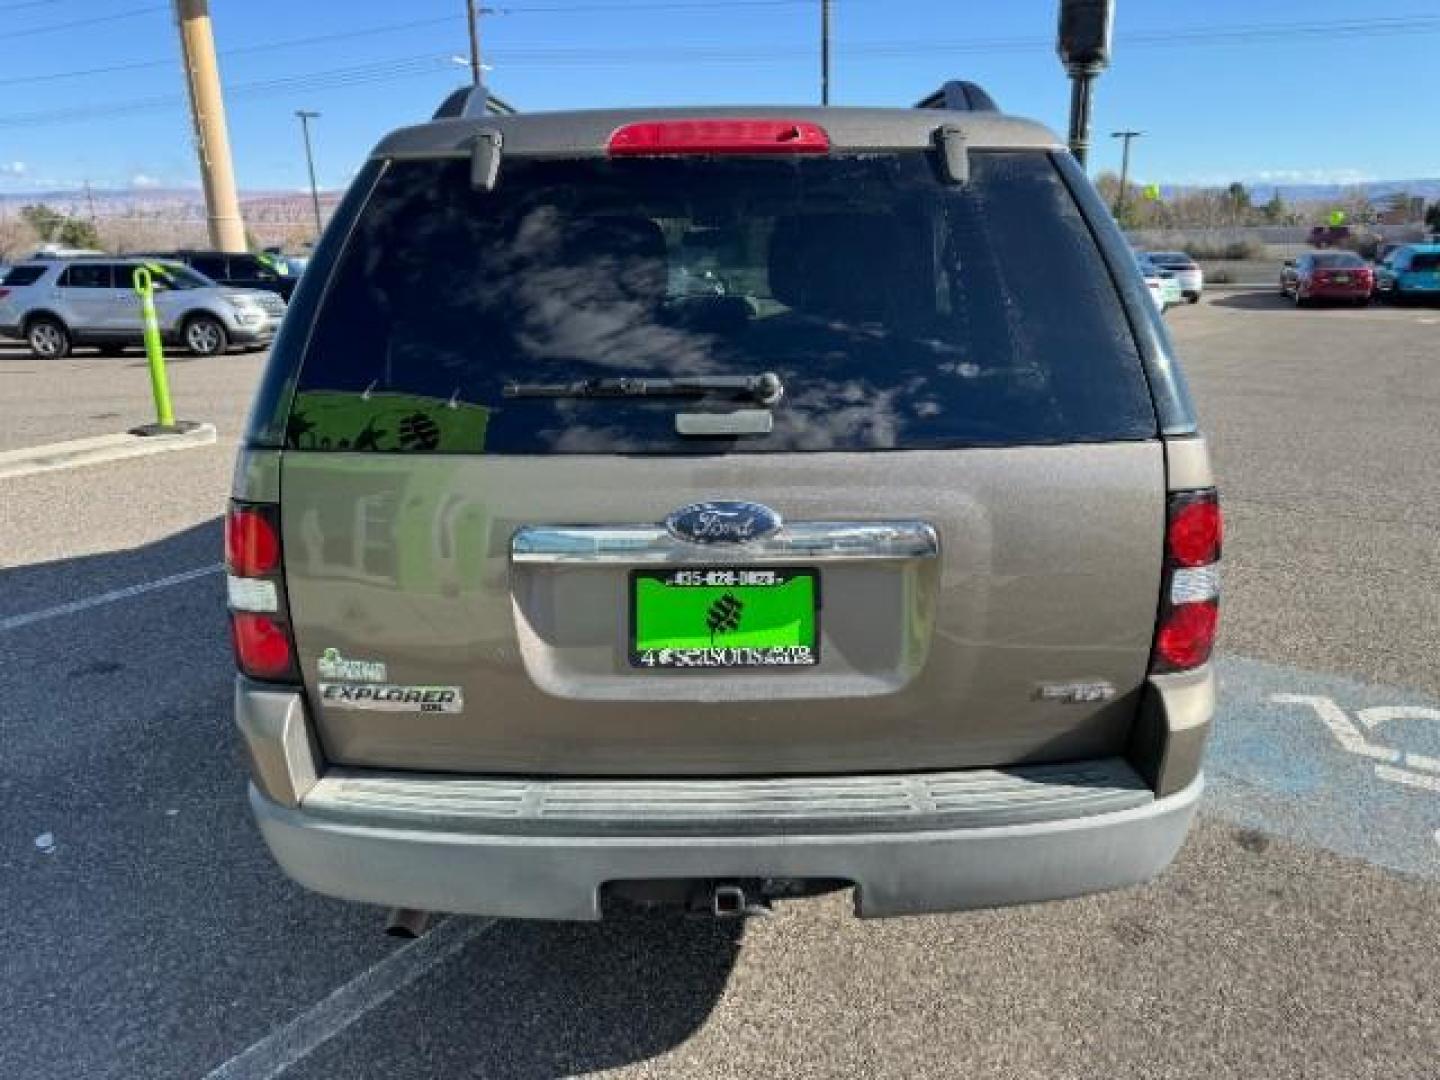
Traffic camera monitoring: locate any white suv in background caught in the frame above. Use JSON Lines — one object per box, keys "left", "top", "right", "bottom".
{"left": 0, "top": 257, "right": 285, "bottom": 359}
{"left": 1145, "top": 251, "right": 1204, "bottom": 303}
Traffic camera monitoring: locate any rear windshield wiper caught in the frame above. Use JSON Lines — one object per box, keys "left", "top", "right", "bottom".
{"left": 503, "top": 372, "right": 784, "bottom": 406}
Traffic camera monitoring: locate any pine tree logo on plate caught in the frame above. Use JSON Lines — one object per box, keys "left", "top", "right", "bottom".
{"left": 705, "top": 593, "right": 744, "bottom": 643}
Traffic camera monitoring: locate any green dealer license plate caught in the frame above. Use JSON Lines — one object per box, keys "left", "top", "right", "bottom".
{"left": 630, "top": 567, "right": 819, "bottom": 669}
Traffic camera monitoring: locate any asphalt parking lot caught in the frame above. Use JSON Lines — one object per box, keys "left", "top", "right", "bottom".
{"left": 2, "top": 293, "right": 1438, "bottom": 1079}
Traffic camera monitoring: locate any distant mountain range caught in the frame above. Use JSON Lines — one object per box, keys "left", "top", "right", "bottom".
{"left": 1243, "top": 180, "right": 1440, "bottom": 203}
{"left": 4, "top": 177, "right": 1437, "bottom": 212}
{"left": 1144, "top": 179, "right": 1440, "bottom": 203}
{"left": 0, "top": 187, "right": 340, "bottom": 216}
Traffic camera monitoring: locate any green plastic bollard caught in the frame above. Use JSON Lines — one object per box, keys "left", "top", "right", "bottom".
{"left": 132, "top": 266, "right": 176, "bottom": 429}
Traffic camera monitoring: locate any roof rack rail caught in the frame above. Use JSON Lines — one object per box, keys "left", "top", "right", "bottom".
{"left": 432, "top": 84, "right": 518, "bottom": 121}
{"left": 915, "top": 81, "right": 999, "bottom": 113}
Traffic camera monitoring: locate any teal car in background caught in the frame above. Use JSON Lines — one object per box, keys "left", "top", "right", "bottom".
{"left": 1376, "top": 244, "right": 1440, "bottom": 303}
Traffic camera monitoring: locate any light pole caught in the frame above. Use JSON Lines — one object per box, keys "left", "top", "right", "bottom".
{"left": 1056, "top": 0, "right": 1115, "bottom": 169}
{"left": 174, "top": 0, "right": 246, "bottom": 251}
{"left": 1111, "top": 130, "right": 1144, "bottom": 218}
{"left": 295, "top": 110, "right": 323, "bottom": 239}
{"left": 466, "top": 0, "right": 483, "bottom": 87}
{"left": 820, "top": 0, "right": 831, "bottom": 105}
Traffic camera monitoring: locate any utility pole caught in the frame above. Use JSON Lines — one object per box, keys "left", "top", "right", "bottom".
{"left": 1111, "top": 130, "right": 1144, "bottom": 218}
{"left": 1056, "top": 0, "right": 1114, "bottom": 170}
{"left": 83, "top": 180, "right": 97, "bottom": 224}
{"left": 173, "top": 0, "right": 246, "bottom": 252}
{"left": 466, "top": 0, "right": 483, "bottom": 87}
{"left": 820, "top": 0, "right": 831, "bottom": 105}
{"left": 295, "top": 111, "right": 323, "bottom": 239}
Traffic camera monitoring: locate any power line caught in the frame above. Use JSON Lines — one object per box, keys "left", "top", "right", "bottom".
{"left": 12, "top": 8, "right": 1434, "bottom": 91}
{"left": 493, "top": 0, "right": 859, "bottom": 11}
{"left": 5, "top": 11, "right": 1440, "bottom": 129}
{"left": 0, "top": 0, "right": 837, "bottom": 86}
{"left": 0, "top": 12, "right": 464, "bottom": 85}
{"left": 0, "top": 54, "right": 462, "bottom": 128}
{"left": 0, "top": 56, "right": 169, "bottom": 86}
{"left": 0, "top": 3, "right": 166, "bottom": 39}
{"left": 481, "top": 14, "right": 1440, "bottom": 64}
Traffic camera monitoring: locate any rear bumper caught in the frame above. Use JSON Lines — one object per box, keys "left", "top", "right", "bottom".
{"left": 228, "top": 320, "right": 280, "bottom": 344}
{"left": 237, "top": 667, "right": 1212, "bottom": 920}
{"left": 1304, "top": 283, "right": 1371, "bottom": 298}
{"left": 250, "top": 775, "right": 1200, "bottom": 920}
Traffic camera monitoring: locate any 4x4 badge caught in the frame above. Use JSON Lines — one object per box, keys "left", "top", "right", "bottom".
{"left": 664, "top": 501, "right": 782, "bottom": 545}
{"left": 317, "top": 648, "right": 387, "bottom": 683}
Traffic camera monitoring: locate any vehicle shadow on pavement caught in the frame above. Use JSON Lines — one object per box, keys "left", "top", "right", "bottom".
{"left": 121, "top": 347, "right": 268, "bottom": 368}
{"left": 293, "top": 910, "right": 748, "bottom": 1079}
{"left": 0, "top": 517, "right": 223, "bottom": 621}
{"left": 1, "top": 518, "right": 744, "bottom": 1079}
{"left": 1208, "top": 292, "right": 1295, "bottom": 311}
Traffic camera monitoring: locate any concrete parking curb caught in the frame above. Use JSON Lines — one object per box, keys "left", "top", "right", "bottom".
{"left": 0, "top": 423, "right": 218, "bottom": 480}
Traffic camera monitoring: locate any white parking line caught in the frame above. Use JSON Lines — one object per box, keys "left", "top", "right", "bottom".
{"left": 0, "top": 563, "right": 223, "bottom": 633}
{"left": 203, "top": 917, "right": 494, "bottom": 1080}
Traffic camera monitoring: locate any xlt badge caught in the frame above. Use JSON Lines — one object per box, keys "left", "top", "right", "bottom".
{"left": 1034, "top": 681, "right": 1117, "bottom": 704}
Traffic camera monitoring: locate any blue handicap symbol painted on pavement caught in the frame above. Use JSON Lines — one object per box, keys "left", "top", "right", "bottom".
{"left": 1205, "top": 655, "right": 1440, "bottom": 880}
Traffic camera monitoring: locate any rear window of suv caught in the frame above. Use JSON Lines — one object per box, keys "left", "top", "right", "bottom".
{"left": 290, "top": 151, "right": 1156, "bottom": 454}
{"left": 1410, "top": 252, "right": 1440, "bottom": 271}
{"left": 2, "top": 265, "right": 46, "bottom": 287}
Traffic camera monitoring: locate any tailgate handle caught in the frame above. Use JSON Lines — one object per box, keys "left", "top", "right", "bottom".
{"left": 675, "top": 409, "right": 774, "bottom": 436}
{"left": 512, "top": 521, "right": 939, "bottom": 565}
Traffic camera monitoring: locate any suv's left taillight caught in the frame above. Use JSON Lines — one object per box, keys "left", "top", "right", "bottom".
{"left": 1150, "top": 488, "right": 1222, "bottom": 674}
{"left": 226, "top": 500, "right": 299, "bottom": 682}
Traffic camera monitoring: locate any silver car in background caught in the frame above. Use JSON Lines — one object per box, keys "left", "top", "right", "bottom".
{"left": 0, "top": 257, "right": 285, "bottom": 359}
{"left": 1146, "top": 251, "right": 1204, "bottom": 302}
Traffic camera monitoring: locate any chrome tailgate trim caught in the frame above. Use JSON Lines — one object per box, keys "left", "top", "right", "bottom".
{"left": 511, "top": 521, "right": 939, "bottom": 565}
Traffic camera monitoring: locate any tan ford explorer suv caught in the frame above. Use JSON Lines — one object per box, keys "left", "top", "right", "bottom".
{"left": 227, "top": 83, "right": 1220, "bottom": 925}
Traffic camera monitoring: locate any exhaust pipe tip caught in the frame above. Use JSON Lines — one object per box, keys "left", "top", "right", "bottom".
{"left": 384, "top": 908, "right": 434, "bottom": 939}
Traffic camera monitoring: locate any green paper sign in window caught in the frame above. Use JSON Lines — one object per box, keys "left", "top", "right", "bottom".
{"left": 287, "top": 390, "right": 489, "bottom": 454}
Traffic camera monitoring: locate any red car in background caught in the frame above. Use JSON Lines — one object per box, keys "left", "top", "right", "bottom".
{"left": 1280, "top": 252, "right": 1374, "bottom": 307}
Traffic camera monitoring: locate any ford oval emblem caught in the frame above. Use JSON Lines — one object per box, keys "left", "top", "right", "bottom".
{"left": 664, "top": 501, "right": 782, "bottom": 545}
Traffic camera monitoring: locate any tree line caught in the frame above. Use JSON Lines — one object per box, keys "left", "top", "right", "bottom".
{"left": 1094, "top": 173, "right": 1440, "bottom": 232}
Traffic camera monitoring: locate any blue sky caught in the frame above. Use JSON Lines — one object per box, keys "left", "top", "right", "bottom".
{"left": 1, "top": 0, "right": 1438, "bottom": 194}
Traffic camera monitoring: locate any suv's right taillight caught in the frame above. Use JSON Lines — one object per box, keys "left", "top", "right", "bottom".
{"left": 226, "top": 501, "right": 299, "bottom": 682}
{"left": 1150, "top": 489, "right": 1222, "bottom": 674}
